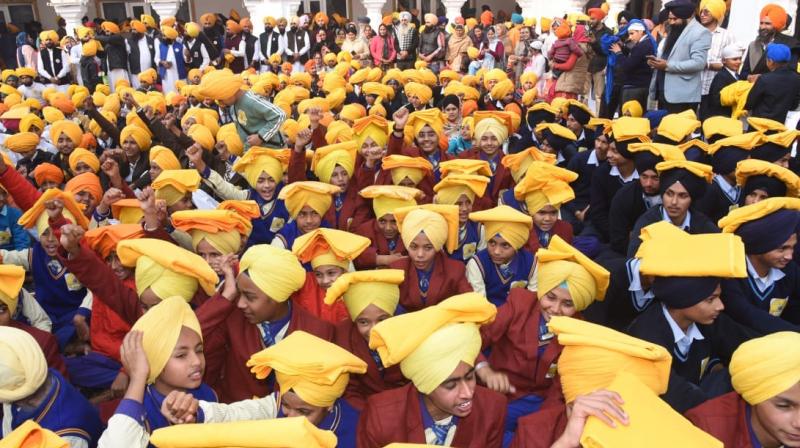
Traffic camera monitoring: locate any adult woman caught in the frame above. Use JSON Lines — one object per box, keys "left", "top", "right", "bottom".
{"left": 479, "top": 26, "right": 504, "bottom": 70}
{"left": 340, "top": 24, "right": 370, "bottom": 68}
{"left": 447, "top": 21, "right": 472, "bottom": 73}
{"left": 369, "top": 23, "right": 396, "bottom": 70}
{"left": 554, "top": 24, "right": 593, "bottom": 100}
{"left": 312, "top": 29, "right": 338, "bottom": 57}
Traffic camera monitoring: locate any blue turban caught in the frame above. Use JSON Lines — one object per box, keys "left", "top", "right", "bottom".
{"left": 511, "top": 13, "right": 523, "bottom": 24}
{"left": 654, "top": 276, "right": 720, "bottom": 309}
{"left": 766, "top": 43, "right": 791, "bottom": 63}
{"left": 736, "top": 209, "right": 800, "bottom": 254}
{"left": 665, "top": 0, "right": 697, "bottom": 20}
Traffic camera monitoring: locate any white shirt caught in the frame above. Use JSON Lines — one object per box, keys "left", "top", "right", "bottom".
{"left": 137, "top": 37, "right": 152, "bottom": 73}
{"left": 627, "top": 258, "right": 655, "bottom": 311}
{"left": 610, "top": 166, "right": 639, "bottom": 182}
{"left": 233, "top": 35, "right": 263, "bottom": 67}
{"left": 425, "top": 415, "right": 457, "bottom": 445}
{"left": 37, "top": 48, "right": 69, "bottom": 80}
{"left": 661, "top": 303, "right": 705, "bottom": 360}
{"left": 701, "top": 26, "right": 735, "bottom": 95}
{"left": 587, "top": 149, "right": 599, "bottom": 166}
{"left": 746, "top": 257, "right": 786, "bottom": 294}
{"left": 661, "top": 206, "right": 691, "bottom": 230}
{"left": 642, "top": 193, "right": 663, "bottom": 209}
{"left": 713, "top": 174, "right": 740, "bottom": 203}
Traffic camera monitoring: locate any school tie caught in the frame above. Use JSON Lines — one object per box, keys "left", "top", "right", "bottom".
{"left": 334, "top": 194, "right": 344, "bottom": 210}
{"left": 538, "top": 231, "right": 550, "bottom": 248}
{"left": 431, "top": 420, "right": 456, "bottom": 445}
{"left": 260, "top": 322, "right": 276, "bottom": 347}
{"left": 369, "top": 349, "right": 384, "bottom": 372}
{"left": 388, "top": 238, "right": 397, "bottom": 252}
{"left": 499, "top": 263, "right": 513, "bottom": 279}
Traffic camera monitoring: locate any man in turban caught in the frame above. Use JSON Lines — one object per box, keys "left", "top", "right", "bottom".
{"left": 742, "top": 3, "right": 799, "bottom": 77}
{"left": 36, "top": 30, "right": 71, "bottom": 91}
{"left": 588, "top": 7, "right": 613, "bottom": 115}
{"left": 647, "top": 0, "right": 712, "bottom": 113}
{"left": 231, "top": 18, "right": 261, "bottom": 72}
{"left": 95, "top": 21, "right": 131, "bottom": 93}
{"left": 155, "top": 25, "right": 186, "bottom": 93}
{"left": 697, "top": 0, "right": 735, "bottom": 120}
{"left": 183, "top": 21, "right": 220, "bottom": 72}
{"left": 395, "top": 11, "right": 419, "bottom": 70}
{"left": 745, "top": 43, "right": 800, "bottom": 124}
{"left": 260, "top": 16, "right": 284, "bottom": 71}
{"left": 286, "top": 16, "right": 312, "bottom": 72}
{"left": 419, "top": 14, "right": 446, "bottom": 73}
{"left": 126, "top": 19, "right": 157, "bottom": 89}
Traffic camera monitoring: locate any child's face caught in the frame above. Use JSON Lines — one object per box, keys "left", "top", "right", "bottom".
{"left": 156, "top": 326, "right": 205, "bottom": 391}
{"left": 533, "top": 205, "right": 558, "bottom": 232}
{"left": 355, "top": 304, "right": 391, "bottom": 341}
{"left": 487, "top": 235, "right": 515, "bottom": 265}
{"left": 723, "top": 56, "right": 742, "bottom": 72}
{"left": 679, "top": 284, "right": 724, "bottom": 326}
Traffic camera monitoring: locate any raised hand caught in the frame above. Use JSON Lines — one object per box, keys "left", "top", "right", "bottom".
{"left": 392, "top": 106, "right": 410, "bottom": 130}
{"left": 59, "top": 223, "right": 85, "bottom": 255}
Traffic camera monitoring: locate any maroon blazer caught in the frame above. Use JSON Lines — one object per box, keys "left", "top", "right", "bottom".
{"left": 9, "top": 320, "right": 68, "bottom": 378}
{"left": 457, "top": 149, "right": 513, "bottom": 201}
{"left": 353, "top": 218, "right": 407, "bottom": 269}
{"left": 524, "top": 220, "right": 574, "bottom": 255}
{"left": 685, "top": 392, "right": 754, "bottom": 448}
{"left": 357, "top": 383, "right": 507, "bottom": 448}
{"left": 480, "top": 289, "right": 563, "bottom": 401}
{"left": 196, "top": 294, "right": 335, "bottom": 403}
{"left": 335, "top": 320, "right": 407, "bottom": 410}
{"left": 510, "top": 403, "right": 569, "bottom": 448}
{"left": 390, "top": 251, "right": 472, "bottom": 312}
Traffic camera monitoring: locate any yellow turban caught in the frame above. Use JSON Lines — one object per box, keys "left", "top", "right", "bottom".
{"left": 747, "top": 116, "right": 786, "bottom": 133}
{"left": 67, "top": 147, "right": 100, "bottom": 173}
{"left": 730, "top": 331, "right": 800, "bottom": 405}
{"left": 18, "top": 188, "right": 89, "bottom": 233}
{"left": 117, "top": 238, "right": 218, "bottom": 299}
{"left": 325, "top": 120, "right": 353, "bottom": 145}
{"left": 120, "top": 125, "right": 152, "bottom": 151}
{"left": 291, "top": 71, "right": 313, "bottom": 89}
{"left": 0, "top": 326, "right": 48, "bottom": 402}
{"left": 359, "top": 185, "right": 422, "bottom": 219}
{"left": 382, "top": 155, "right": 434, "bottom": 186}
{"left": 148, "top": 417, "right": 337, "bottom": 448}
{"left": 0, "top": 420, "right": 69, "bottom": 448}
{"left": 734, "top": 159, "right": 800, "bottom": 197}
{"left": 657, "top": 114, "right": 701, "bottom": 143}
{"left": 474, "top": 116, "right": 509, "bottom": 143}
{"left": 19, "top": 114, "right": 44, "bottom": 134}
{"left": 352, "top": 115, "right": 390, "bottom": 150}
{"left": 719, "top": 81, "right": 754, "bottom": 119}
{"left": 324, "top": 88, "right": 346, "bottom": 111}
{"left": 621, "top": 100, "right": 643, "bottom": 118}
{"left": 513, "top": 162, "right": 577, "bottom": 214}
{"left": 0, "top": 265, "right": 24, "bottom": 316}
{"left": 292, "top": 228, "right": 370, "bottom": 270}
{"left": 550, "top": 316, "right": 672, "bottom": 403}
{"left": 700, "top": 0, "right": 727, "bottom": 22}
{"left": 312, "top": 142, "right": 357, "bottom": 184}
{"left": 187, "top": 124, "right": 215, "bottom": 151}
{"left": 15, "top": 67, "right": 35, "bottom": 78}
{"left": 160, "top": 25, "right": 178, "bottom": 40}
{"left": 490, "top": 78, "right": 514, "bottom": 100}
{"left": 537, "top": 235, "right": 610, "bottom": 310}
{"left": 404, "top": 82, "right": 433, "bottom": 104}
{"left": 394, "top": 204, "right": 459, "bottom": 253}
{"left": 152, "top": 170, "right": 200, "bottom": 206}
{"left": 100, "top": 21, "right": 120, "bottom": 34}
{"left": 433, "top": 174, "right": 489, "bottom": 205}
{"left": 5, "top": 131, "right": 40, "bottom": 153}
{"left": 483, "top": 68, "right": 508, "bottom": 89}
{"left": 278, "top": 181, "right": 340, "bottom": 219}
{"left": 131, "top": 296, "right": 202, "bottom": 384}
{"left": 701, "top": 116, "right": 743, "bottom": 141}
{"left": 149, "top": 146, "right": 181, "bottom": 171}
{"left": 239, "top": 244, "right": 306, "bottom": 302}
{"left": 339, "top": 104, "right": 363, "bottom": 123}
{"left": 324, "top": 269, "right": 404, "bottom": 320}
{"left": 198, "top": 69, "right": 244, "bottom": 101}
{"left": 323, "top": 52, "right": 337, "bottom": 65}
{"left": 171, "top": 209, "right": 251, "bottom": 255}
{"left": 404, "top": 109, "right": 444, "bottom": 146}
{"left": 50, "top": 120, "right": 82, "bottom": 146}
{"left": 610, "top": 117, "right": 651, "bottom": 142}
{"left": 247, "top": 331, "right": 366, "bottom": 407}
{"left": 468, "top": 205, "right": 533, "bottom": 250}
{"left": 232, "top": 147, "right": 290, "bottom": 187}
{"left": 39, "top": 30, "right": 58, "bottom": 43}
{"left": 439, "top": 159, "right": 493, "bottom": 178}
{"left": 501, "top": 146, "right": 557, "bottom": 183}
{"left": 369, "top": 293, "right": 496, "bottom": 394}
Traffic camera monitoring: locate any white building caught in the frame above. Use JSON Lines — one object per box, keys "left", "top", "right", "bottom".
{"left": 16, "top": 0, "right": 798, "bottom": 47}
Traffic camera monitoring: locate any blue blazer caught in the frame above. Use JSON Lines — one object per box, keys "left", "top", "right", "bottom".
{"left": 650, "top": 19, "right": 711, "bottom": 104}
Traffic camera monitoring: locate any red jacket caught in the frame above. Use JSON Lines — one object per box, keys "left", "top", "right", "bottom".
{"left": 357, "top": 383, "right": 507, "bottom": 448}
{"left": 510, "top": 402, "right": 569, "bottom": 448}
{"left": 524, "top": 220, "right": 574, "bottom": 255}
{"left": 390, "top": 251, "right": 472, "bottom": 312}
{"left": 90, "top": 277, "right": 134, "bottom": 361}
{"left": 9, "top": 320, "right": 68, "bottom": 378}
{"left": 353, "top": 218, "right": 406, "bottom": 270}
{"left": 196, "top": 294, "right": 335, "bottom": 403}
{"left": 335, "top": 320, "right": 407, "bottom": 410}
{"left": 685, "top": 392, "right": 754, "bottom": 448}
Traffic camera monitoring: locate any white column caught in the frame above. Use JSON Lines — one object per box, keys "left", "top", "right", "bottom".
{"left": 442, "top": 0, "right": 466, "bottom": 24}
{"left": 47, "top": 0, "right": 87, "bottom": 36}
{"left": 285, "top": 0, "right": 301, "bottom": 19}
{"left": 517, "top": 0, "right": 540, "bottom": 28}
{"left": 604, "top": 0, "right": 629, "bottom": 29}
{"left": 243, "top": 0, "right": 268, "bottom": 34}
{"left": 728, "top": 0, "right": 798, "bottom": 46}
{"left": 146, "top": 0, "right": 182, "bottom": 21}
{"left": 362, "top": 0, "right": 387, "bottom": 31}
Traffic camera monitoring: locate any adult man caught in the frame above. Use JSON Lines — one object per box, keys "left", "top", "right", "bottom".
{"left": 125, "top": 20, "right": 156, "bottom": 90}
{"left": 183, "top": 22, "right": 218, "bottom": 71}
{"left": 260, "top": 17, "right": 284, "bottom": 70}
{"left": 587, "top": 7, "right": 612, "bottom": 115}
{"left": 232, "top": 18, "right": 261, "bottom": 72}
{"left": 394, "top": 12, "right": 419, "bottom": 70}
{"left": 648, "top": 0, "right": 711, "bottom": 113}
{"left": 418, "top": 14, "right": 445, "bottom": 74}
{"left": 155, "top": 26, "right": 185, "bottom": 94}
{"left": 36, "top": 30, "right": 70, "bottom": 91}
{"left": 286, "top": 16, "right": 311, "bottom": 72}
{"left": 95, "top": 21, "right": 129, "bottom": 92}
{"left": 744, "top": 43, "right": 800, "bottom": 124}
{"left": 697, "top": 0, "right": 734, "bottom": 120}
{"left": 741, "top": 3, "right": 800, "bottom": 78}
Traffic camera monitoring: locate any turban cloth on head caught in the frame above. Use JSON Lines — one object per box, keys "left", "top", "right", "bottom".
{"left": 18, "top": 188, "right": 89, "bottom": 235}
{"left": 247, "top": 331, "right": 366, "bottom": 407}
{"left": 185, "top": 22, "right": 200, "bottom": 38}
{"left": 627, "top": 142, "right": 686, "bottom": 174}
{"left": 404, "top": 109, "right": 445, "bottom": 147}
{"left": 217, "top": 123, "right": 243, "bottom": 156}
{"left": 188, "top": 124, "right": 215, "bottom": 151}
{"left": 474, "top": 116, "right": 509, "bottom": 143}
{"left": 359, "top": 185, "right": 422, "bottom": 219}
{"left": 131, "top": 20, "right": 147, "bottom": 34}
{"left": 232, "top": 147, "right": 290, "bottom": 187}
{"left": 501, "top": 147, "right": 556, "bottom": 183}
{"left": 369, "top": 293, "right": 496, "bottom": 394}
{"left": 65, "top": 172, "right": 102, "bottom": 203}
{"left": 149, "top": 146, "right": 180, "bottom": 171}
{"left": 131, "top": 296, "right": 202, "bottom": 383}
{"left": 352, "top": 115, "right": 390, "bottom": 150}
{"left": 198, "top": 69, "right": 244, "bottom": 101}
{"left": 700, "top": 0, "right": 726, "bottom": 22}
{"left": 382, "top": 155, "right": 433, "bottom": 186}
{"left": 238, "top": 244, "right": 306, "bottom": 302}
{"left": 5, "top": 131, "right": 40, "bottom": 153}
{"left": 537, "top": 236, "right": 610, "bottom": 311}
{"left": 324, "top": 269, "right": 404, "bottom": 320}
{"left": 766, "top": 43, "right": 791, "bottom": 63}
{"left": 292, "top": 228, "right": 370, "bottom": 270}
{"left": 160, "top": 26, "right": 178, "bottom": 40}
{"left": 33, "top": 163, "right": 64, "bottom": 186}
{"left": 50, "top": 120, "right": 82, "bottom": 146}
{"left": 68, "top": 148, "right": 100, "bottom": 173}
{"left": 404, "top": 82, "right": 433, "bottom": 104}
{"left": 514, "top": 162, "right": 577, "bottom": 214}
{"left": 117, "top": 238, "right": 218, "bottom": 299}
{"left": 0, "top": 420, "right": 69, "bottom": 448}
{"left": 171, "top": 209, "right": 252, "bottom": 255}
{"left": 761, "top": 3, "right": 788, "bottom": 31}
{"left": 82, "top": 224, "right": 144, "bottom": 259}
{"left": 730, "top": 331, "right": 800, "bottom": 405}
{"left": 468, "top": 205, "right": 533, "bottom": 250}
{"left": 656, "top": 160, "right": 713, "bottom": 202}
{"left": 138, "top": 69, "right": 157, "bottom": 85}
{"left": 394, "top": 204, "right": 460, "bottom": 253}
{"left": 100, "top": 21, "right": 120, "bottom": 34}
{"left": 665, "top": 0, "right": 697, "bottom": 19}
{"left": 19, "top": 114, "right": 44, "bottom": 134}
{"left": 490, "top": 79, "right": 514, "bottom": 101}
{"left": 433, "top": 174, "right": 489, "bottom": 205}
{"left": 622, "top": 100, "right": 643, "bottom": 118}
{"left": 152, "top": 170, "right": 200, "bottom": 206}
{"left": 0, "top": 265, "right": 25, "bottom": 316}
{"left": 120, "top": 125, "right": 152, "bottom": 151}
{"left": 0, "top": 327, "right": 48, "bottom": 402}
{"left": 312, "top": 141, "right": 357, "bottom": 184}
{"left": 226, "top": 19, "right": 242, "bottom": 34}
{"left": 735, "top": 158, "right": 799, "bottom": 198}
{"left": 278, "top": 181, "right": 341, "bottom": 219}
{"left": 719, "top": 197, "right": 800, "bottom": 255}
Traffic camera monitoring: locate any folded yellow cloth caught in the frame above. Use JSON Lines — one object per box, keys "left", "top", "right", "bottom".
{"left": 439, "top": 159, "right": 493, "bottom": 178}
{"left": 718, "top": 197, "right": 800, "bottom": 233}
{"left": 537, "top": 235, "right": 610, "bottom": 310}
{"left": 468, "top": 205, "right": 532, "bottom": 250}
{"left": 291, "top": 228, "right": 370, "bottom": 269}
{"left": 149, "top": 417, "right": 337, "bottom": 448}
{"left": 735, "top": 159, "right": 800, "bottom": 197}
{"left": 359, "top": 185, "right": 423, "bottom": 219}
{"left": 512, "top": 162, "right": 577, "bottom": 214}
{"left": 0, "top": 419, "right": 68, "bottom": 448}
{"left": 324, "top": 269, "right": 404, "bottom": 320}
{"left": 501, "top": 146, "right": 557, "bottom": 183}
{"left": 278, "top": 181, "right": 341, "bottom": 218}
{"left": 394, "top": 204, "right": 460, "bottom": 253}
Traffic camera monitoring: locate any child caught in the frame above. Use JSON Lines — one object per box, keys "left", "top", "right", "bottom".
{"left": 272, "top": 181, "right": 340, "bottom": 250}
{"left": 353, "top": 185, "right": 421, "bottom": 269}
{"left": 433, "top": 173, "right": 490, "bottom": 263}
{"left": 0, "top": 185, "right": 29, "bottom": 250}
{"left": 467, "top": 205, "right": 536, "bottom": 307}
{"left": 547, "top": 20, "right": 583, "bottom": 78}
{"left": 512, "top": 162, "right": 576, "bottom": 253}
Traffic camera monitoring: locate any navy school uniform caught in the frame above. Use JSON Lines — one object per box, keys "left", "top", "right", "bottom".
{"left": 499, "top": 189, "right": 526, "bottom": 213}
{"left": 246, "top": 184, "right": 290, "bottom": 246}
{"left": 626, "top": 302, "right": 757, "bottom": 413}
{"left": 471, "top": 249, "right": 535, "bottom": 307}
{"left": 608, "top": 181, "right": 660, "bottom": 256}
{"left": 627, "top": 206, "right": 720, "bottom": 257}
{"left": 449, "top": 221, "right": 482, "bottom": 264}
{"left": 277, "top": 394, "right": 360, "bottom": 448}
{"left": 5, "top": 369, "right": 103, "bottom": 446}
{"left": 565, "top": 148, "right": 602, "bottom": 217}
{"left": 696, "top": 175, "right": 740, "bottom": 225}
{"left": 600, "top": 258, "right": 656, "bottom": 331}
{"left": 586, "top": 161, "right": 637, "bottom": 242}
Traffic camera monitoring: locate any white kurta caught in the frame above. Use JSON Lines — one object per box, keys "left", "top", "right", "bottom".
{"left": 154, "top": 40, "right": 181, "bottom": 94}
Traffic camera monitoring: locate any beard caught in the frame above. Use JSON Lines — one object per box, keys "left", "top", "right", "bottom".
{"left": 757, "top": 28, "right": 775, "bottom": 42}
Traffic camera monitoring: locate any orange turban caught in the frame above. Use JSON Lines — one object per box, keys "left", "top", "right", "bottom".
{"left": 65, "top": 172, "right": 103, "bottom": 202}
{"left": 33, "top": 163, "right": 64, "bottom": 186}
{"left": 131, "top": 20, "right": 146, "bottom": 34}
{"left": 226, "top": 19, "right": 242, "bottom": 34}
{"left": 761, "top": 4, "right": 788, "bottom": 31}
{"left": 480, "top": 10, "right": 494, "bottom": 26}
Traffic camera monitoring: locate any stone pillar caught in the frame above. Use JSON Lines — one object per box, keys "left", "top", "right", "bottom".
{"left": 363, "top": 0, "right": 388, "bottom": 31}
{"left": 146, "top": 0, "right": 182, "bottom": 20}
{"left": 442, "top": 0, "right": 466, "bottom": 24}
{"left": 728, "top": 0, "right": 798, "bottom": 46}
{"left": 47, "top": 0, "right": 87, "bottom": 36}
{"left": 604, "top": 0, "right": 629, "bottom": 29}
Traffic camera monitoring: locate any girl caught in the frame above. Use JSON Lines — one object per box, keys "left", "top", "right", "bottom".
{"left": 479, "top": 26, "right": 504, "bottom": 70}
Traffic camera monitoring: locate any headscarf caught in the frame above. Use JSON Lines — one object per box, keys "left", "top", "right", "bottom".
{"left": 369, "top": 293, "right": 496, "bottom": 394}
{"left": 239, "top": 244, "right": 306, "bottom": 302}
{"left": 292, "top": 228, "right": 370, "bottom": 270}
{"left": 730, "top": 331, "right": 800, "bottom": 405}
{"left": 394, "top": 204, "right": 460, "bottom": 253}
{"left": 232, "top": 148, "right": 290, "bottom": 187}
{"left": 468, "top": 205, "right": 533, "bottom": 250}
{"left": 0, "top": 326, "right": 48, "bottom": 402}
{"left": 537, "top": 236, "right": 610, "bottom": 311}
{"left": 324, "top": 269, "right": 404, "bottom": 320}
{"left": 131, "top": 296, "right": 202, "bottom": 384}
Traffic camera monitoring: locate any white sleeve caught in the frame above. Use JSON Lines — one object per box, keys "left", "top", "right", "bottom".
{"left": 199, "top": 394, "right": 279, "bottom": 423}
{"left": 270, "top": 237, "right": 286, "bottom": 249}
{"left": 20, "top": 289, "right": 52, "bottom": 332}
{"left": 465, "top": 257, "right": 486, "bottom": 296}
{"left": 278, "top": 35, "right": 287, "bottom": 56}
{"left": 202, "top": 169, "right": 249, "bottom": 200}
{"left": 527, "top": 257, "right": 538, "bottom": 293}
{"left": 64, "top": 436, "right": 90, "bottom": 448}
{"left": 154, "top": 40, "right": 163, "bottom": 64}
{"left": 37, "top": 52, "right": 49, "bottom": 79}
{"left": 79, "top": 289, "right": 93, "bottom": 311}
{"left": 97, "top": 414, "right": 150, "bottom": 448}
{"left": 231, "top": 39, "right": 246, "bottom": 57}
{"left": 56, "top": 50, "right": 70, "bottom": 78}
{"left": 200, "top": 45, "right": 210, "bottom": 70}
{"left": 0, "top": 248, "right": 31, "bottom": 270}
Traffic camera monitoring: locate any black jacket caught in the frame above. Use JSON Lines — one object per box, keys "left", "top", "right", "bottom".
{"left": 608, "top": 181, "right": 650, "bottom": 256}
{"left": 126, "top": 35, "right": 157, "bottom": 74}
{"left": 587, "top": 162, "right": 635, "bottom": 242}
{"left": 95, "top": 33, "right": 128, "bottom": 71}
{"left": 707, "top": 68, "right": 738, "bottom": 118}
{"left": 627, "top": 205, "right": 720, "bottom": 257}
{"left": 618, "top": 37, "right": 655, "bottom": 88}
{"left": 745, "top": 65, "right": 800, "bottom": 124}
